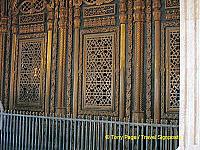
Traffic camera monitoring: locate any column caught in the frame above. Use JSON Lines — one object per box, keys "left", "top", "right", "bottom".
{"left": 119, "top": 0, "right": 126, "bottom": 119}
{"left": 73, "top": 4, "right": 81, "bottom": 117}
{"left": 153, "top": 0, "right": 161, "bottom": 122}
{"left": 132, "top": 0, "right": 145, "bottom": 122}
{"left": 179, "top": 0, "right": 200, "bottom": 149}
{"left": 9, "top": 14, "right": 17, "bottom": 109}
{"left": 45, "top": 4, "right": 53, "bottom": 113}
{"left": 57, "top": 1, "right": 67, "bottom": 114}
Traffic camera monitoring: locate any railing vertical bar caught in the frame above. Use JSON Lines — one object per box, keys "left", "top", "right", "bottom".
{"left": 47, "top": 115, "right": 51, "bottom": 150}
{"left": 15, "top": 112, "right": 19, "bottom": 150}
{"left": 80, "top": 116, "right": 84, "bottom": 150}
{"left": 0, "top": 111, "right": 3, "bottom": 150}
{"left": 118, "top": 119, "right": 122, "bottom": 150}
{"left": 92, "top": 116, "right": 96, "bottom": 150}
{"left": 150, "top": 121, "right": 153, "bottom": 150}
{"left": 89, "top": 116, "right": 93, "bottom": 150}
{"left": 24, "top": 113, "right": 28, "bottom": 150}
{"left": 62, "top": 115, "right": 66, "bottom": 150}
{"left": 97, "top": 116, "right": 100, "bottom": 150}
{"left": 38, "top": 114, "right": 41, "bottom": 150}
{"left": 109, "top": 117, "right": 113, "bottom": 150}
{"left": 6, "top": 112, "right": 9, "bottom": 150}
{"left": 170, "top": 124, "right": 173, "bottom": 150}
{"left": 160, "top": 121, "right": 163, "bottom": 150}
{"left": 85, "top": 116, "right": 89, "bottom": 150}
{"left": 21, "top": 112, "right": 25, "bottom": 150}
{"left": 2, "top": 112, "right": 5, "bottom": 150}
{"left": 9, "top": 111, "right": 13, "bottom": 149}
{"left": 165, "top": 125, "right": 167, "bottom": 150}
{"left": 174, "top": 127, "right": 178, "bottom": 149}
{"left": 77, "top": 116, "right": 81, "bottom": 150}
{"left": 146, "top": 124, "right": 148, "bottom": 149}
{"left": 101, "top": 117, "right": 104, "bottom": 150}
{"left": 127, "top": 119, "right": 130, "bottom": 150}
{"left": 114, "top": 117, "right": 117, "bottom": 149}
{"left": 122, "top": 120, "right": 126, "bottom": 150}
{"left": 34, "top": 113, "right": 38, "bottom": 150}
{"left": 141, "top": 121, "right": 144, "bottom": 150}
{"left": 66, "top": 115, "right": 69, "bottom": 150}
{"left": 74, "top": 117, "right": 77, "bottom": 150}
{"left": 55, "top": 114, "right": 58, "bottom": 150}
{"left": 40, "top": 115, "right": 44, "bottom": 150}
{"left": 136, "top": 122, "right": 139, "bottom": 150}
{"left": 44, "top": 115, "right": 48, "bottom": 150}
{"left": 105, "top": 117, "right": 109, "bottom": 150}
{"left": 155, "top": 121, "right": 158, "bottom": 150}
{"left": 31, "top": 114, "right": 35, "bottom": 150}
{"left": 59, "top": 115, "right": 62, "bottom": 150}
{"left": 69, "top": 116, "right": 73, "bottom": 150}
{"left": 52, "top": 114, "right": 55, "bottom": 150}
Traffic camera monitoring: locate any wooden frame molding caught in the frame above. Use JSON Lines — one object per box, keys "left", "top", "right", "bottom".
{"left": 153, "top": 0, "right": 161, "bottom": 122}
{"left": 119, "top": 0, "right": 126, "bottom": 119}
{"left": 73, "top": 4, "right": 81, "bottom": 117}
{"left": 45, "top": 4, "right": 53, "bottom": 113}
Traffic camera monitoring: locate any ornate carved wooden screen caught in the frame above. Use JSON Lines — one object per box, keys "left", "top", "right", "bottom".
{"left": 10, "top": 0, "right": 48, "bottom": 111}
{"left": 166, "top": 28, "right": 180, "bottom": 112}
{"left": 161, "top": 0, "right": 180, "bottom": 120}
{"left": 83, "top": 32, "right": 115, "bottom": 110}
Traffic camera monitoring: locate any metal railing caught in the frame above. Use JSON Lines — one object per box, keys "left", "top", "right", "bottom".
{"left": 0, "top": 111, "right": 179, "bottom": 150}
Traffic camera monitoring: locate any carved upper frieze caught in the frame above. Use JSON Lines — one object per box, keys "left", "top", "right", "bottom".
{"left": 74, "top": 0, "right": 113, "bottom": 6}
{"left": 19, "top": 0, "right": 47, "bottom": 14}
{"left": 84, "top": 0, "right": 113, "bottom": 5}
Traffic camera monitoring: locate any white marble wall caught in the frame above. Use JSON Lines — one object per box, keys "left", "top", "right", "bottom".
{"left": 179, "top": 0, "right": 200, "bottom": 149}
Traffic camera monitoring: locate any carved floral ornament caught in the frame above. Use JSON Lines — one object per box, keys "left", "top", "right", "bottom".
{"left": 18, "top": 0, "right": 47, "bottom": 14}
{"left": 74, "top": 0, "right": 113, "bottom": 6}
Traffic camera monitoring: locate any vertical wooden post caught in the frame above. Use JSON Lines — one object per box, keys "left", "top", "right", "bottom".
{"left": 153, "top": 0, "right": 161, "bottom": 122}
{"left": 132, "top": 0, "right": 145, "bottom": 122}
{"left": 57, "top": 1, "right": 67, "bottom": 114}
{"left": 45, "top": 4, "right": 53, "bottom": 114}
{"left": 9, "top": 14, "right": 17, "bottom": 110}
{"left": 73, "top": 4, "right": 81, "bottom": 117}
{"left": 119, "top": 0, "right": 126, "bottom": 119}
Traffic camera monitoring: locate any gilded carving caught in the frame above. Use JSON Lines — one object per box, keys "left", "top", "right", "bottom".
{"left": 83, "top": 0, "right": 113, "bottom": 6}
{"left": 50, "top": 3, "right": 59, "bottom": 113}
{"left": 83, "top": 16, "right": 115, "bottom": 27}
{"left": 66, "top": 0, "right": 73, "bottom": 114}
{"left": 145, "top": 0, "right": 152, "bottom": 120}
{"left": 19, "top": 24, "right": 44, "bottom": 34}
{"left": 79, "top": 27, "right": 119, "bottom": 116}
{"left": 83, "top": 4, "right": 115, "bottom": 18}
{"left": 19, "top": 13, "right": 44, "bottom": 25}
{"left": 165, "top": 9, "right": 180, "bottom": 20}
{"left": 19, "top": 0, "right": 47, "bottom": 14}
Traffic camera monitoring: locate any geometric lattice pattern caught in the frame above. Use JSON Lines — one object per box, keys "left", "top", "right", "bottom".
{"left": 19, "top": 0, "right": 46, "bottom": 14}
{"left": 165, "top": 0, "right": 179, "bottom": 8}
{"left": 18, "top": 40, "right": 42, "bottom": 103}
{"left": 83, "top": 33, "right": 114, "bottom": 109}
{"left": 169, "top": 30, "right": 180, "bottom": 110}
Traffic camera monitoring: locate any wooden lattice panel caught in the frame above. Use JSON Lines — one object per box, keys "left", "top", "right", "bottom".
{"left": 16, "top": 39, "right": 45, "bottom": 111}
{"left": 83, "top": 32, "right": 115, "bottom": 110}
{"left": 166, "top": 28, "right": 180, "bottom": 112}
